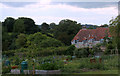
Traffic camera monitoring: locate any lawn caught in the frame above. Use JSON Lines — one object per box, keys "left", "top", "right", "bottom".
{"left": 80, "top": 70, "right": 118, "bottom": 74}
{"left": 61, "top": 55, "right": 118, "bottom": 74}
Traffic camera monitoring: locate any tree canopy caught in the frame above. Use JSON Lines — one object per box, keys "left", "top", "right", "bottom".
{"left": 13, "top": 17, "right": 40, "bottom": 34}
{"left": 109, "top": 15, "right": 120, "bottom": 54}
{"left": 54, "top": 19, "right": 82, "bottom": 45}
{"left": 2, "top": 17, "right": 15, "bottom": 32}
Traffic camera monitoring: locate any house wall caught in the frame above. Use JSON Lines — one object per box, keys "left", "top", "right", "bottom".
{"left": 71, "top": 40, "right": 101, "bottom": 48}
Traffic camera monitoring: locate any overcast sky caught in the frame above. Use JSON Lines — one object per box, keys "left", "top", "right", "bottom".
{"left": 0, "top": 1, "right": 118, "bottom": 25}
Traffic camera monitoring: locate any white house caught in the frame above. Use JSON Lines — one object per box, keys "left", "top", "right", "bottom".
{"left": 71, "top": 27, "right": 111, "bottom": 48}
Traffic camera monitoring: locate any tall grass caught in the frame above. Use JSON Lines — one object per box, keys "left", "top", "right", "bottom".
{"left": 61, "top": 55, "right": 118, "bottom": 73}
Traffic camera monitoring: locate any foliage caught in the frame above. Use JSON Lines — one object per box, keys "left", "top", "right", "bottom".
{"left": 16, "top": 33, "right": 27, "bottom": 48}
{"left": 109, "top": 15, "right": 120, "bottom": 54}
{"left": 2, "top": 17, "right": 83, "bottom": 51}
{"left": 2, "top": 66, "right": 11, "bottom": 74}
{"left": 66, "top": 55, "right": 72, "bottom": 60}
{"left": 2, "top": 32, "right": 10, "bottom": 51}
{"left": 2, "top": 33, "right": 18, "bottom": 51}
{"left": 89, "top": 48, "right": 94, "bottom": 56}
{"left": 65, "top": 45, "right": 76, "bottom": 56}
{"left": 27, "top": 32, "right": 64, "bottom": 49}
{"left": 40, "top": 38, "right": 64, "bottom": 48}
{"left": 2, "top": 50, "right": 15, "bottom": 57}
{"left": 41, "top": 22, "right": 50, "bottom": 33}
{"left": 36, "top": 56, "right": 64, "bottom": 70}
{"left": 100, "top": 24, "right": 108, "bottom": 27}
{"left": 13, "top": 17, "right": 40, "bottom": 34}
{"left": 74, "top": 48, "right": 89, "bottom": 58}
{"left": 49, "top": 22, "right": 57, "bottom": 29}
{"left": 79, "top": 61, "right": 105, "bottom": 70}
{"left": 92, "top": 45, "right": 102, "bottom": 53}
{"left": 54, "top": 19, "right": 82, "bottom": 45}
{"left": 34, "top": 46, "right": 68, "bottom": 56}
{"left": 2, "top": 17, "right": 15, "bottom": 32}
{"left": 104, "top": 43, "right": 115, "bottom": 54}
{"left": 62, "top": 55, "right": 118, "bottom": 73}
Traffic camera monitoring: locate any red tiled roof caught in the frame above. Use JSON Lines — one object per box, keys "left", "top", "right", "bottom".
{"left": 72, "top": 27, "right": 111, "bottom": 42}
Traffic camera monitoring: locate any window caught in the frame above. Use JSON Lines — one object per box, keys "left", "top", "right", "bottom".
{"left": 75, "top": 40, "right": 77, "bottom": 43}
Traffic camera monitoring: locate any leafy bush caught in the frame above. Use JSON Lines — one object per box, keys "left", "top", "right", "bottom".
{"left": 40, "top": 38, "right": 64, "bottom": 48}
{"left": 104, "top": 43, "right": 115, "bottom": 55}
{"left": 15, "top": 33, "right": 27, "bottom": 49}
{"left": 36, "top": 56, "right": 64, "bottom": 70}
{"left": 2, "top": 66, "right": 11, "bottom": 74}
{"left": 74, "top": 48, "right": 89, "bottom": 58}
{"left": 65, "top": 45, "right": 75, "bottom": 56}
{"left": 27, "top": 32, "right": 64, "bottom": 49}
{"left": 40, "top": 62, "right": 59, "bottom": 70}
{"left": 34, "top": 47, "right": 68, "bottom": 56}
{"left": 66, "top": 55, "right": 72, "bottom": 60}
{"left": 89, "top": 63, "right": 105, "bottom": 70}
{"left": 2, "top": 50, "right": 15, "bottom": 57}
{"left": 78, "top": 58, "right": 105, "bottom": 70}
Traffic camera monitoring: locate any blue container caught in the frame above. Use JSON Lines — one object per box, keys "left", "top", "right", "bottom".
{"left": 21, "top": 61, "right": 28, "bottom": 73}
{"left": 5, "top": 60, "right": 10, "bottom": 66}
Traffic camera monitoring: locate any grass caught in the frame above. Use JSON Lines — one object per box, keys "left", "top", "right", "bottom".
{"left": 61, "top": 55, "right": 118, "bottom": 73}
{"left": 80, "top": 70, "right": 118, "bottom": 74}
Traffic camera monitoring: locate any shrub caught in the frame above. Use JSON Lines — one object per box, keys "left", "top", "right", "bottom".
{"left": 104, "top": 43, "right": 115, "bottom": 54}
{"left": 40, "top": 38, "right": 64, "bottom": 48}
{"left": 2, "top": 66, "right": 11, "bottom": 74}
{"left": 66, "top": 55, "right": 72, "bottom": 60}
{"left": 89, "top": 63, "right": 105, "bottom": 70}
{"left": 78, "top": 59, "right": 105, "bottom": 70}
{"left": 65, "top": 45, "right": 76, "bottom": 56}
{"left": 2, "top": 50, "right": 15, "bottom": 57}
{"left": 34, "top": 47, "right": 68, "bottom": 56}
{"left": 37, "top": 56, "right": 64, "bottom": 70}
{"left": 74, "top": 48, "right": 89, "bottom": 58}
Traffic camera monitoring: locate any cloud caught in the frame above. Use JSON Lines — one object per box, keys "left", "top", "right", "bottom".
{"left": 0, "top": 2, "right": 118, "bottom": 25}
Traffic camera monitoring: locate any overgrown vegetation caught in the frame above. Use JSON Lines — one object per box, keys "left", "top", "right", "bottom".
{"left": 2, "top": 15, "right": 120, "bottom": 74}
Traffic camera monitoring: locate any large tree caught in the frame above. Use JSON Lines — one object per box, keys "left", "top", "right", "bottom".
{"left": 13, "top": 17, "right": 40, "bottom": 34}
{"left": 16, "top": 33, "right": 27, "bottom": 48}
{"left": 41, "top": 22, "right": 50, "bottom": 33}
{"left": 109, "top": 15, "right": 120, "bottom": 54}
{"left": 54, "top": 19, "right": 82, "bottom": 45}
{"left": 2, "top": 17, "right": 15, "bottom": 32}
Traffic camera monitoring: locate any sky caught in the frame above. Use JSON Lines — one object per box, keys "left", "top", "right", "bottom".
{"left": 0, "top": 1, "right": 118, "bottom": 25}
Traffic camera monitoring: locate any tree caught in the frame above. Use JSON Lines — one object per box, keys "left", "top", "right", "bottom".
{"left": 49, "top": 23, "right": 58, "bottom": 34}
{"left": 87, "top": 26, "right": 95, "bottom": 29}
{"left": 13, "top": 17, "right": 40, "bottom": 34}
{"left": 54, "top": 19, "right": 82, "bottom": 45}
{"left": 100, "top": 24, "right": 108, "bottom": 27}
{"left": 41, "top": 22, "right": 50, "bottom": 33}
{"left": 66, "top": 45, "right": 76, "bottom": 56}
{"left": 27, "top": 32, "right": 63, "bottom": 49}
{"left": 13, "top": 18, "right": 25, "bottom": 33}
{"left": 2, "top": 33, "right": 10, "bottom": 51}
{"left": 74, "top": 48, "right": 89, "bottom": 58}
{"left": 40, "top": 38, "right": 64, "bottom": 48}
{"left": 2, "top": 32, "right": 18, "bottom": 51}
{"left": 2, "top": 17, "right": 15, "bottom": 32}
{"left": 109, "top": 15, "right": 120, "bottom": 54}
{"left": 16, "top": 33, "right": 27, "bottom": 48}
{"left": 49, "top": 23, "right": 57, "bottom": 29}
{"left": 104, "top": 43, "right": 115, "bottom": 54}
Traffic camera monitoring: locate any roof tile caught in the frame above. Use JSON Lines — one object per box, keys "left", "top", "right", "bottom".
{"left": 72, "top": 27, "right": 111, "bottom": 42}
